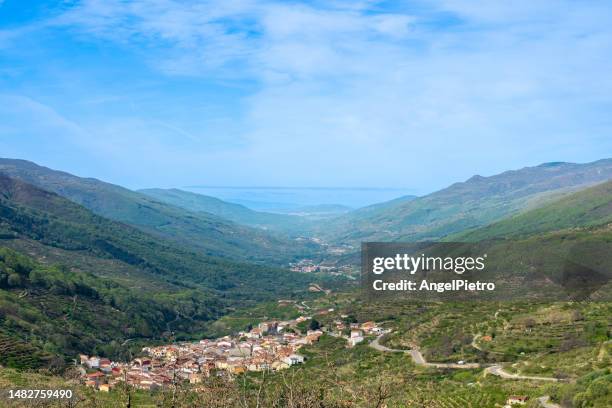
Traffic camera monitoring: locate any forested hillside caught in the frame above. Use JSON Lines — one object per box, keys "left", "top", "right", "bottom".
{"left": 0, "top": 174, "right": 338, "bottom": 365}
{"left": 0, "top": 247, "right": 216, "bottom": 368}
{"left": 322, "top": 159, "right": 612, "bottom": 244}
{"left": 445, "top": 180, "right": 612, "bottom": 301}
{"left": 0, "top": 159, "right": 319, "bottom": 264}
{"left": 453, "top": 180, "right": 612, "bottom": 240}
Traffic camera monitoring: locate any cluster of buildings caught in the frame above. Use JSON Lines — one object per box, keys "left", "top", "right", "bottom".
{"left": 289, "top": 259, "right": 354, "bottom": 277}
{"left": 329, "top": 319, "right": 387, "bottom": 347}
{"left": 78, "top": 316, "right": 325, "bottom": 392}
{"left": 289, "top": 259, "right": 321, "bottom": 273}
{"left": 78, "top": 307, "right": 387, "bottom": 393}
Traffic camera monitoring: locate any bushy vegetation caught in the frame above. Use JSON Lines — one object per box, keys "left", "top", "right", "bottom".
{"left": 0, "top": 172, "right": 347, "bottom": 369}
{"left": 0, "top": 173, "right": 319, "bottom": 294}
{"left": 0, "top": 246, "right": 222, "bottom": 365}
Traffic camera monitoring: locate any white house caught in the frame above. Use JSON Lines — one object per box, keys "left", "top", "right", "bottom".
{"left": 348, "top": 336, "right": 364, "bottom": 347}
{"left": 86, "top": 357, "right": 100, "bottom": 369}
{"left": 282, "top": 354, "right": 305, "bottom": 366}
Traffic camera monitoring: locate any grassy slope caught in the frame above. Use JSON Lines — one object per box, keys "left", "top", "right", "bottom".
{"left": 278, "top": 181, "right": 609, "bottom": 404}
{"left": 0, "top": 367, "right": 160, "bottom": 407}
{"left": 0, "top": 158, "right": 319, "bottom": 264}
{"left": 337, "top": 182, "right": 611, "bottom": 405}
{"left": 323, "top": 159, "right": 612, "bottom": 244}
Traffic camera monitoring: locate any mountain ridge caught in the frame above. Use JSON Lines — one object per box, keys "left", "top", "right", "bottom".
{"left": 321, "top": 158, "right": 612, "bottom": 243}
{"left": 0, "top": 158, "right": 319, "bottom": 264}
{"left": 452, "top": 179, "right": 612, "bottom": 241}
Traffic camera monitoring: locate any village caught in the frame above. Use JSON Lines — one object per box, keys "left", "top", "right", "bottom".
{"left": 289, "top": 258, "right": 354, "bottom": 277}
{"left": 75, "top": 310, "right": 542, "bottom": 407}
{"left": 77, "top": 311, "right": 386, "bottom": 392}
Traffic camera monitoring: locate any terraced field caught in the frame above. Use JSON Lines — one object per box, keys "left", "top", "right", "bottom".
{"left": 434, "top": 393, "right": 493, "bottom": 407}
{"left": 0, "top": 333, "right": 48, "bottom": 369}
{"left": 479, "top": 304, "right": 611, "bottom": 362}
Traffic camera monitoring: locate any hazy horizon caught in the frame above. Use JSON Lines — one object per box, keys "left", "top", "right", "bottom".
{"left": 2, "top": 1, "right": 612, "bottom": 195}
{"left": 183, "top": 185, "right": 417, "bottom": 210}
{"left": 2, "top": 155, "right": 610, "bottom": 209}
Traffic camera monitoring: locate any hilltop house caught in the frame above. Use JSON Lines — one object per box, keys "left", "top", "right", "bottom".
{"left": 361, "top": 321, "right": 376, "bottom": 331}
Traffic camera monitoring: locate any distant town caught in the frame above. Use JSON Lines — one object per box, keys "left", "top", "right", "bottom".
{"left": 289, "top": 258, "right": 355, "bottom": 278}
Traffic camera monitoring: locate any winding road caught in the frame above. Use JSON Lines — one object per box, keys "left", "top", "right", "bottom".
{"left": 369, "top": 333, "right": 562, "bottom": 381}
{"left": 369, "top": 333, "right": 481, "bottom": 369}
{"left": 369, "top": 333, "right": 562, "bottom": 407}
{"left": 484, "top": 365, "right": 559, "bottom": 382}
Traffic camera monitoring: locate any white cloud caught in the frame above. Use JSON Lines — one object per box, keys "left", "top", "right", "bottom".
{"left": 2, "top": 0, "right": 612, "bottom": 191}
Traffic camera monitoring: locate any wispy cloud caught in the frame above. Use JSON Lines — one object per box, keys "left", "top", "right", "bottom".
{"left": 51, "top": 0, "right": 417, "bottom": 79}
{"left": 1, "top": 1, "right": 611, "bottom": 191}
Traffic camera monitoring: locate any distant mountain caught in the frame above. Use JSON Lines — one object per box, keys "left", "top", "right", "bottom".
{"left": 337, "top": 194, "right": 417, "bottom": 217}
{"left": 322, "top": 159, "right": 612, "bottom": 243}
{"left": 367, "top": 181, "right": 612, "bottom": 302}
{"left": 139, "top": 188, "right": 317, "bottom": 234}
{"left": 0, "top": 173, "right": 322, "bottom": 300}
{"left": 453, "top": 180, "right": 612, "bottom": 301}
{"left": 276, "top": 204, "right": 353, "bottom": 217}
{"left": 0, "top": 159, "right": 319, "bottom": 264}
{"left": 454, "top": 179, "right": 612, "bottom": 240}
{"left": 0, "top": 173, "right": 332, "bottom": 365}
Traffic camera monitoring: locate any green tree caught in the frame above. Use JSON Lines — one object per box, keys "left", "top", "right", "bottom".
{"left": 309, "top": 319, "right": 321, "bottom": 331}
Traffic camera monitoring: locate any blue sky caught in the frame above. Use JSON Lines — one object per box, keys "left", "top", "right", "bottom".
{"left": 0, "top": 0, "right": 611, "bottom": 195}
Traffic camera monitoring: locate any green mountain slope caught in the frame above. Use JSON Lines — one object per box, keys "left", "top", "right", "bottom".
{"left": 358, "top": 181, "right": 612, "bottom": 303}
{"left": 454, "top": 180, "right": 612, "bottom": 240}
{"left": 323, "top": 159, "right": 612, "bottom": 244}
{"left": 0, "top": 174, "right": 334, "bottom": 364}
{"left": 0, "top": 159, "right": 318, "bottom": 264}
{"left": 446, "top": 181, "right": 612, "bottom": 301}
{"left": 0, "top": 246, "right": 199, "bottom": 367}
{"left": 139, "top": 188, "right": 316, "bottom": 234}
